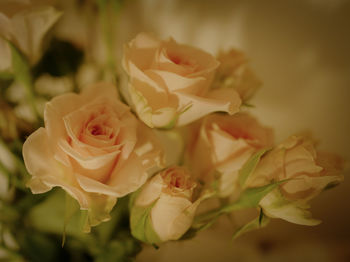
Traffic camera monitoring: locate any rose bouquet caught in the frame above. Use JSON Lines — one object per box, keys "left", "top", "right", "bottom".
{"left": 0, "top": 1, "right": 346, "bottom": 261}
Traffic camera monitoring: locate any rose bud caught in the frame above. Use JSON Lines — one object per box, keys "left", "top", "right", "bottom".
{"left": 247, "top": 135, "right": 344, "bottom": 225}
{"left": 212, "top": 49, "right": 262, "bottom": 102}
{"left": 130, "top": 166, "right": 202, "bottom": 244}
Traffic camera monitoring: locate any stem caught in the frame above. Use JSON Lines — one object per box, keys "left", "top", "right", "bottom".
{"left": 7, "top": 41, "right": 40, "bottom": 123}
{"left": 97, "top": 0, "right": 115, "bottom": 72}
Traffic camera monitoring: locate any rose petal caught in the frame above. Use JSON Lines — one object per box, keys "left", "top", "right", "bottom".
{"left": 135, "top": 175, "right": 164, "bottom": 207}
{"left": 175, "top": 88, "right": 241, "bottom": 126}
{"left": 151, "top": 194, "right": 193, "bottom": 241}
{"left": 107, "top": 152, "right": 148, "bottom": 196}
{"left": 44, "top": 92, "right": 82, "bottom": 166}
{"left": 22, "top": 128, "right": 89, "bottom": 208}
{"left": 149, "top": 69, "right": 206, "bottom": 93}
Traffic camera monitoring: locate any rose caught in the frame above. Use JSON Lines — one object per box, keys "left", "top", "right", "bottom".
{"left": 0, "top": 3, "right": 62, "bottom": 72}
{"left": 212, "top": 49, "right": 262, "bottom": 102}
{"left": 247, "top": 135, "right": 344, "bottom": 225}
{"left": 122, "top": 33, "right": 242, "bottom": 128}
{"left": 186, "top": 113, "right": 273, "bottom": 197}
{"left": 130, "top": 166, "right": 203, "bottom": 243}
{"left": 23, "top": 82, "right": 163, "bottom": 230}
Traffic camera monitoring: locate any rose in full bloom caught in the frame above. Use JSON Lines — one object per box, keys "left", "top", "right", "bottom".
{"left": 23, "top": 83, "right": 163, "bottom": 229}
{"left": 122, "top": 33, "right": 242, "bottom": 128}
{"left": 247, "top": 135, "right": 344, "bottom": 225}
{"left": 0, "top": 2, "right": 61, "bottom": 72}
{"left": 186, "top": 113, "right": 273, "bottom": 197}
{"left": 130, "top": 166, "right": 203, "bottom": 243}
{"left": 212, "top": 49, "right": 262, "bottom": 102}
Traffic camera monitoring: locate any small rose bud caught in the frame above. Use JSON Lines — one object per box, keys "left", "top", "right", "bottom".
{"left": 130, "top": 166, "right": 200, "bottom": 244}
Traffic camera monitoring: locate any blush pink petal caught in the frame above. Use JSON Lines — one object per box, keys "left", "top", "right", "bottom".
{"left": 23, "top": 128, "right": 90, "bottom": 208}
{"left": 149, "top": 70, "right": 206, "bottom": 93}
{"left": 107, "top": 152, "right": 148, "bottom": 196}
{"left": 44, "top": 93, "right": 83, "bottom": 166}
{"left": 209, "top": 127, "right": 250, "bottom": 163}
{"left": 175, "top": 88, "right": 241, "bottom": 126}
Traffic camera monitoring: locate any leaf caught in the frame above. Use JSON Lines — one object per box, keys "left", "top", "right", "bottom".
{"left": 232, "top": 210, "right": 270, "bottom": 240}
{"left": 241, "top": 102, "right": 255, "bottom": 108}
{"left": 28, "top": 189, "right": 90, "bottom": 239}
{"left": 193, "top": 180, "right": 286, "bottom": 230}
{"left": 129, "top": 192, "right": 161, "bottom": 245}
{"left": 94, "top": 196, "right": 129, "bottom": 245}
{"left": 62, "top": 192, "right": 80, "bottom": 247}
{"left": 17, "top": 232, "right": 60, "bottom": 262}
{"left": 0, "top": 71, "right": 13, "bottom": 80}
{"left": 221, "top": 180, "right": 286, "bottom": 213}
{"left": 239, "top": 148, "right": 269, "bottom": 188}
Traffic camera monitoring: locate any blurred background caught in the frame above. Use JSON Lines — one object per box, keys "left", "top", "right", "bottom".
{"left": 1, "top": 0, "right": 350, "bottom": 261}
{"left": 115, "top": 1, "right": 350, "bottom": 261}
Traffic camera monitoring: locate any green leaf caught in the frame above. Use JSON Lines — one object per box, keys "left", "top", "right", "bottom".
{"left": 193, "top": 180, "right": 286, "bottom": 229}
{"left": 0, "top": 71, "right": 13, "bottom": 80}
{"left": 239, "top": 148, "right": 269, "bottom": 188}
{"left": 222, "top": 180, "right": 286, "bottom": 213}
{"left": 28, "top": 189, "right": 89, "bottom": 239}
{"left": 129, "top": 192, "right": 161, "bottom": 245}
{"left": 17, "top": 231, "right": 60, "bottom": 262}
{"left": 241, "top": 102, "right": 255, "bottom": 108}
{"left": 232, "top": 210, "right": 270, "bottom": 240}
{"left": 62, "top": 192, "right": 80, "bottom": 247}
{"left": 94, "top": 196, "right": 129, "bottom": 245}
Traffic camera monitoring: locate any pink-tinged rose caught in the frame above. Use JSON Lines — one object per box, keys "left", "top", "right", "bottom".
{"left": 130, "top": 166, "right": 203, "bottom": 243}
{"left": 212, "top": 49, "right": 262, "bottom": 102}
{"left": 248, "top": 135, "right": 344, "bottom": 225}
{"left": 187, "top": 113, "right": 273, "bottom": 197}
{"left": 22, "top": 83, "right": 163, "bottom": 230}
{"left": 122, "top": 33, "right": 241, "bottom": 128}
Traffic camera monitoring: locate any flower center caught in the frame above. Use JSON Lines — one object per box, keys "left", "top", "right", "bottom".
{"left": 90, "top": 125, "right": 103, "bottom": 136}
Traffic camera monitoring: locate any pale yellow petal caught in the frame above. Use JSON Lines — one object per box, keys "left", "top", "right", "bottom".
{"left": 151, "top": 194, "right": 193, "bottom": 241}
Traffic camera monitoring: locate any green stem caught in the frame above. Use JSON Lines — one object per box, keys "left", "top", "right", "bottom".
{"left": 7, "top": 41, "right": 40, "bottom": 122}
{"left": 97, "top": 0, "right": 115, "bottom": 72}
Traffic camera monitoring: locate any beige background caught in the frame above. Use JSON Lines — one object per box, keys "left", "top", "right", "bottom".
{"left": 114, "top": 0, "right": 350, "bottom": 261}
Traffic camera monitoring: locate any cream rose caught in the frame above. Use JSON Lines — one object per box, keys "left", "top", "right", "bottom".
{"left": 186, "top": 113, "right": 273, "bottom": 197}
{"left": 22, "top": 83, "right": 163, "bottom": 230}
{"left": 122, "top": 33, "right": 241, "bottom": 128}
{"left": 247, "top": 135, "right": 344, "bottom": 225}
{"left": 212, "top": 49, "right": 262, "bottom": 102}
{"left": 130, "top": 166, "right": 203, "bottom": 243}
{"left": 0, "top": 3, "right": 62, "bottom": 72}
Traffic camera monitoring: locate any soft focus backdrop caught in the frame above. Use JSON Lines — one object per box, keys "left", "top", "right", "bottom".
{"left": 2, "top": 0, "right": 349, "bottom": 261}
{"left": 108, "top": 0, "right": 350, "bottom": 261}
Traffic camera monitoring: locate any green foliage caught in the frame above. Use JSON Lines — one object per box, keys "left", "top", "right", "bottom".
{"left": 193, "top": 180, "right": 286, "bottom": 231}
{"left": 129, "top": 192, "right": 161, "bottom": 245}
{"left": 231, "top": 210, "right": 270, "bottom": 240}
{"left": 239, "top": 148, "right": 269, "bottom": 188}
